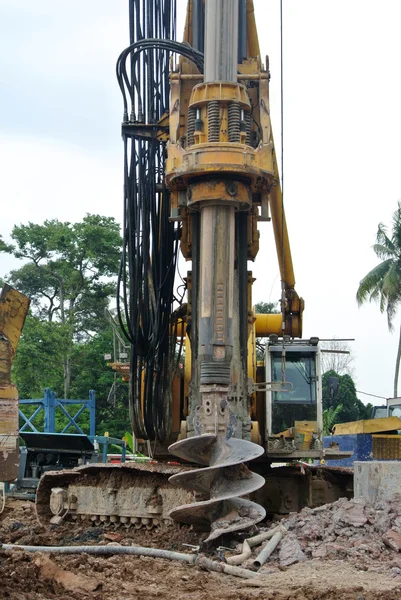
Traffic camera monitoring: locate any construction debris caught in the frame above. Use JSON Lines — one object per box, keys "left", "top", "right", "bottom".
{"left": 253, "top": 529, "right": 285, "bottom": 569}
{"left": 2, "top": 499, "right": 401, "bottom": 599}
{"left": 257, "top": 494, "right": 401, "bottom": 570}
{"left": 278, "top": 534, "right": 306, "bottom": 567}
{"left": 33, "top": 554, "right": 101, "bottom": 594}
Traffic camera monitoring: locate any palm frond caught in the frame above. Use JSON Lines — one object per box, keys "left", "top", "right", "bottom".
{"left": 387, "top": 301, "right": 399, "bottom": 331}
{"left": 377, "top": 223, "right": 396, "bottom": 253}
{"left": 372, "top": 243, "right": 396, "bottom": 260}
{"left": 382, "top": 262, "right": 401, "bottom": 300}
{"left": 358, "top": 204, "right": 401, "bottom": 331}
{"left": 356, "top": 259, "right": 392, "bottom": 305}
{"left": 391, "top": 201, "right": 401, "bottom": 252}
{"left": 378, "top": 263, "right": 401, "bottom": 329}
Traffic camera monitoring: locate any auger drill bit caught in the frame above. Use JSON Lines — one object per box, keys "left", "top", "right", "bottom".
{"left": 168, "top": 0, "right": 265, "bottom": 542}
{"left": 169, "top": 434, "right": 265, "bottom": 542}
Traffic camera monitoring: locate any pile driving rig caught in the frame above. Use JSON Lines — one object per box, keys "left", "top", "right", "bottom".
{"left": 36, "top": 0, "right": 349, "bottom": 538}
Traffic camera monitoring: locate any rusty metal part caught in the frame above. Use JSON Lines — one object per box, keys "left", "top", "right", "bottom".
{"left": 190, "top": 82, "right": 251, "bottom": 110}
{"left": 35, "top": 462, "right": 192, "bottom": 528}
{"left": 0, "top": 284, "right": 30, "bottom": 358}
{"left": 187, "top": 179, "right": 252, "bottom": 210}
{"left": 165, "top": 79, "right": 274, "bottom": 193}
{"left": 166, "top": 140, "right": 275, "bottom": 193}
{"left": 251, "top": 464, "right": 354, "bottom": 514}
{"left": 0, "top": 284, "right": 30, "bottom": 482}
{"left": 0, "top": 390, "right": 19, "bottom": 482}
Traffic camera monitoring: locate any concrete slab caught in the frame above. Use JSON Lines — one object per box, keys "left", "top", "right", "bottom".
{"left": 354, "top": 460, "right": 401, "bottom": 503}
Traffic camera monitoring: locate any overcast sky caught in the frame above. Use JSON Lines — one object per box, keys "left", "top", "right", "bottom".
{"left": 0, "top": 1, "right": 400, "bottom": 404}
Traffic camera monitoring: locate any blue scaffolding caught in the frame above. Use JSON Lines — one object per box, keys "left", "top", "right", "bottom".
{"left": 19, "top": 388, "right": 96, "bottom": 436}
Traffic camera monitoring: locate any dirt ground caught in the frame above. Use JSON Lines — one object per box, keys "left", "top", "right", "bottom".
{"left": 1, "top": 499, "right": 401, "bottom": 600}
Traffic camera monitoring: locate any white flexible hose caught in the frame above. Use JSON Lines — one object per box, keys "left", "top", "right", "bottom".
{"left": 225, "top": 525, "right": 286, "bottom": 566}
{"left": 0, "top": 483, "right": 5, "bottom": 515}
{"left": 1, "top": 544, "right": 258, "bottom": 579}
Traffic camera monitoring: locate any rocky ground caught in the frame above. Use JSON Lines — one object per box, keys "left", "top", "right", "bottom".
{"left": 1, "top": 497, "right": 401, "bottom": 599}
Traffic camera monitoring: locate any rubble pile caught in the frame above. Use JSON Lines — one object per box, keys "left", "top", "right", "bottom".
{"left": 264, "top": 495, "right": 401, "bottom": 571}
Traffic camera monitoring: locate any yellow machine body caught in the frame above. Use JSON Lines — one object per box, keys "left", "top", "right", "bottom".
{"left": 333, "top": 416, "right": 401, "bottom": 436}
{"left": 0, "top": 284, "right": 30, "bottom": 482}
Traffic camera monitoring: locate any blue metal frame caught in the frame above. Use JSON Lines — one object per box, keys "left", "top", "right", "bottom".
{"left": 90, "top": 436, "right": 127, "bottom": 463}
{"left": 323, "top": 433, "right": 373, "bottom": 467}
{"left": 19, "top": 388, "right": 96, "bottom": 436}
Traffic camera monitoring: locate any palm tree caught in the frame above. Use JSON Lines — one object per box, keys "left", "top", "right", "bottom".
{"left": 356, "top": 201, "right": 401, "bottom": 397}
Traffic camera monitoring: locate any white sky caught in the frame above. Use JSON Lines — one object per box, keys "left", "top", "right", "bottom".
{"left": 0, "top": 0, "right": 400, "bottom": 404}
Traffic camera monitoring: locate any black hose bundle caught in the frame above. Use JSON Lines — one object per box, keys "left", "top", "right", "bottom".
{"left": 116, "top": 0, "right": 201, "bottom": 442}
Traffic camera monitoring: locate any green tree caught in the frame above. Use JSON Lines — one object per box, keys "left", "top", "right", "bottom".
{"left": 2, "top": 215, "right": 122, "bottom": 397}
{"left": 13, "top": 317, "right": 129, "bottom": 437}
{"left": 69, "top": 328, "right": 129, "bottom": 438}
{"left": 0, "top": 234, "right": 12, "bottom": 253}
{"left": 254, "top": 301, "right": 280, "bottom": 314}
{"left": 322, "top": 370, "right": 371, "bottom": 424}
{"left": 12, "top": 313, "right": 67, "bottom": 399}
{"left": 356, "top": 202, "right": 401, "bottom": 396}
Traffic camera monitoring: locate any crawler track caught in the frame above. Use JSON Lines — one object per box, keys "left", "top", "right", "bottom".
{"left": 36, "top": 462, "right": 192, "bottom": 529}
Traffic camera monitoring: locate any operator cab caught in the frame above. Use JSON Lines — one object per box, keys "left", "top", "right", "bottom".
{"left": 372, "top": 398, "right": 401, "bottom": 420}
{"left": 264, "top": 338, "right": 323, "bottom": 459}
{"left": 387, "top": 398, "right": 401, "bottom": 419}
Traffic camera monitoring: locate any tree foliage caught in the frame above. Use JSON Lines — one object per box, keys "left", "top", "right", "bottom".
{"left": 254, "top": 301, "right": 280, "bottom": 314}
{"left": 357, "top": 202, "right": 401, "bottom": 396}
{"left": 12, "top": 314, "right": 67, "bottom": 399}
{"left": 322, "top": 370, "right": 372, "bottom": 424}
{"left": 5, "top": 215, "right": 121, "bottom": 331}
{"left": 323, "top": 404, "right": 343, "bottom": 435}
{"left": 2, "top": 215, "right": 122, "bottom": 397}
{"left": 69, "top": 328, "right": 129, "bottom": 438}
{"left": 12, "top": 313, "right": 129, "bottom": 438}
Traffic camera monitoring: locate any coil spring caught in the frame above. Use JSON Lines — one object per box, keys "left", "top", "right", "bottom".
{"left": 245, "top": 111, "right": 252, "bottom": 146}
{"left": 208, "top": 101, "right": 220, "bottom": 142}
{"left": 168, "top": 433, "right": 265, "bottom": 543}
{"left": 187, "top": 108, "right": 196, "bottom": 147}
{"left": 228, "top": 101, "right": 241, "bottom": 143}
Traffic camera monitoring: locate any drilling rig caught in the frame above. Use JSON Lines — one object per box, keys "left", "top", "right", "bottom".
{"left": 36, "top": 0, "right": 350, "bottom": 539}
